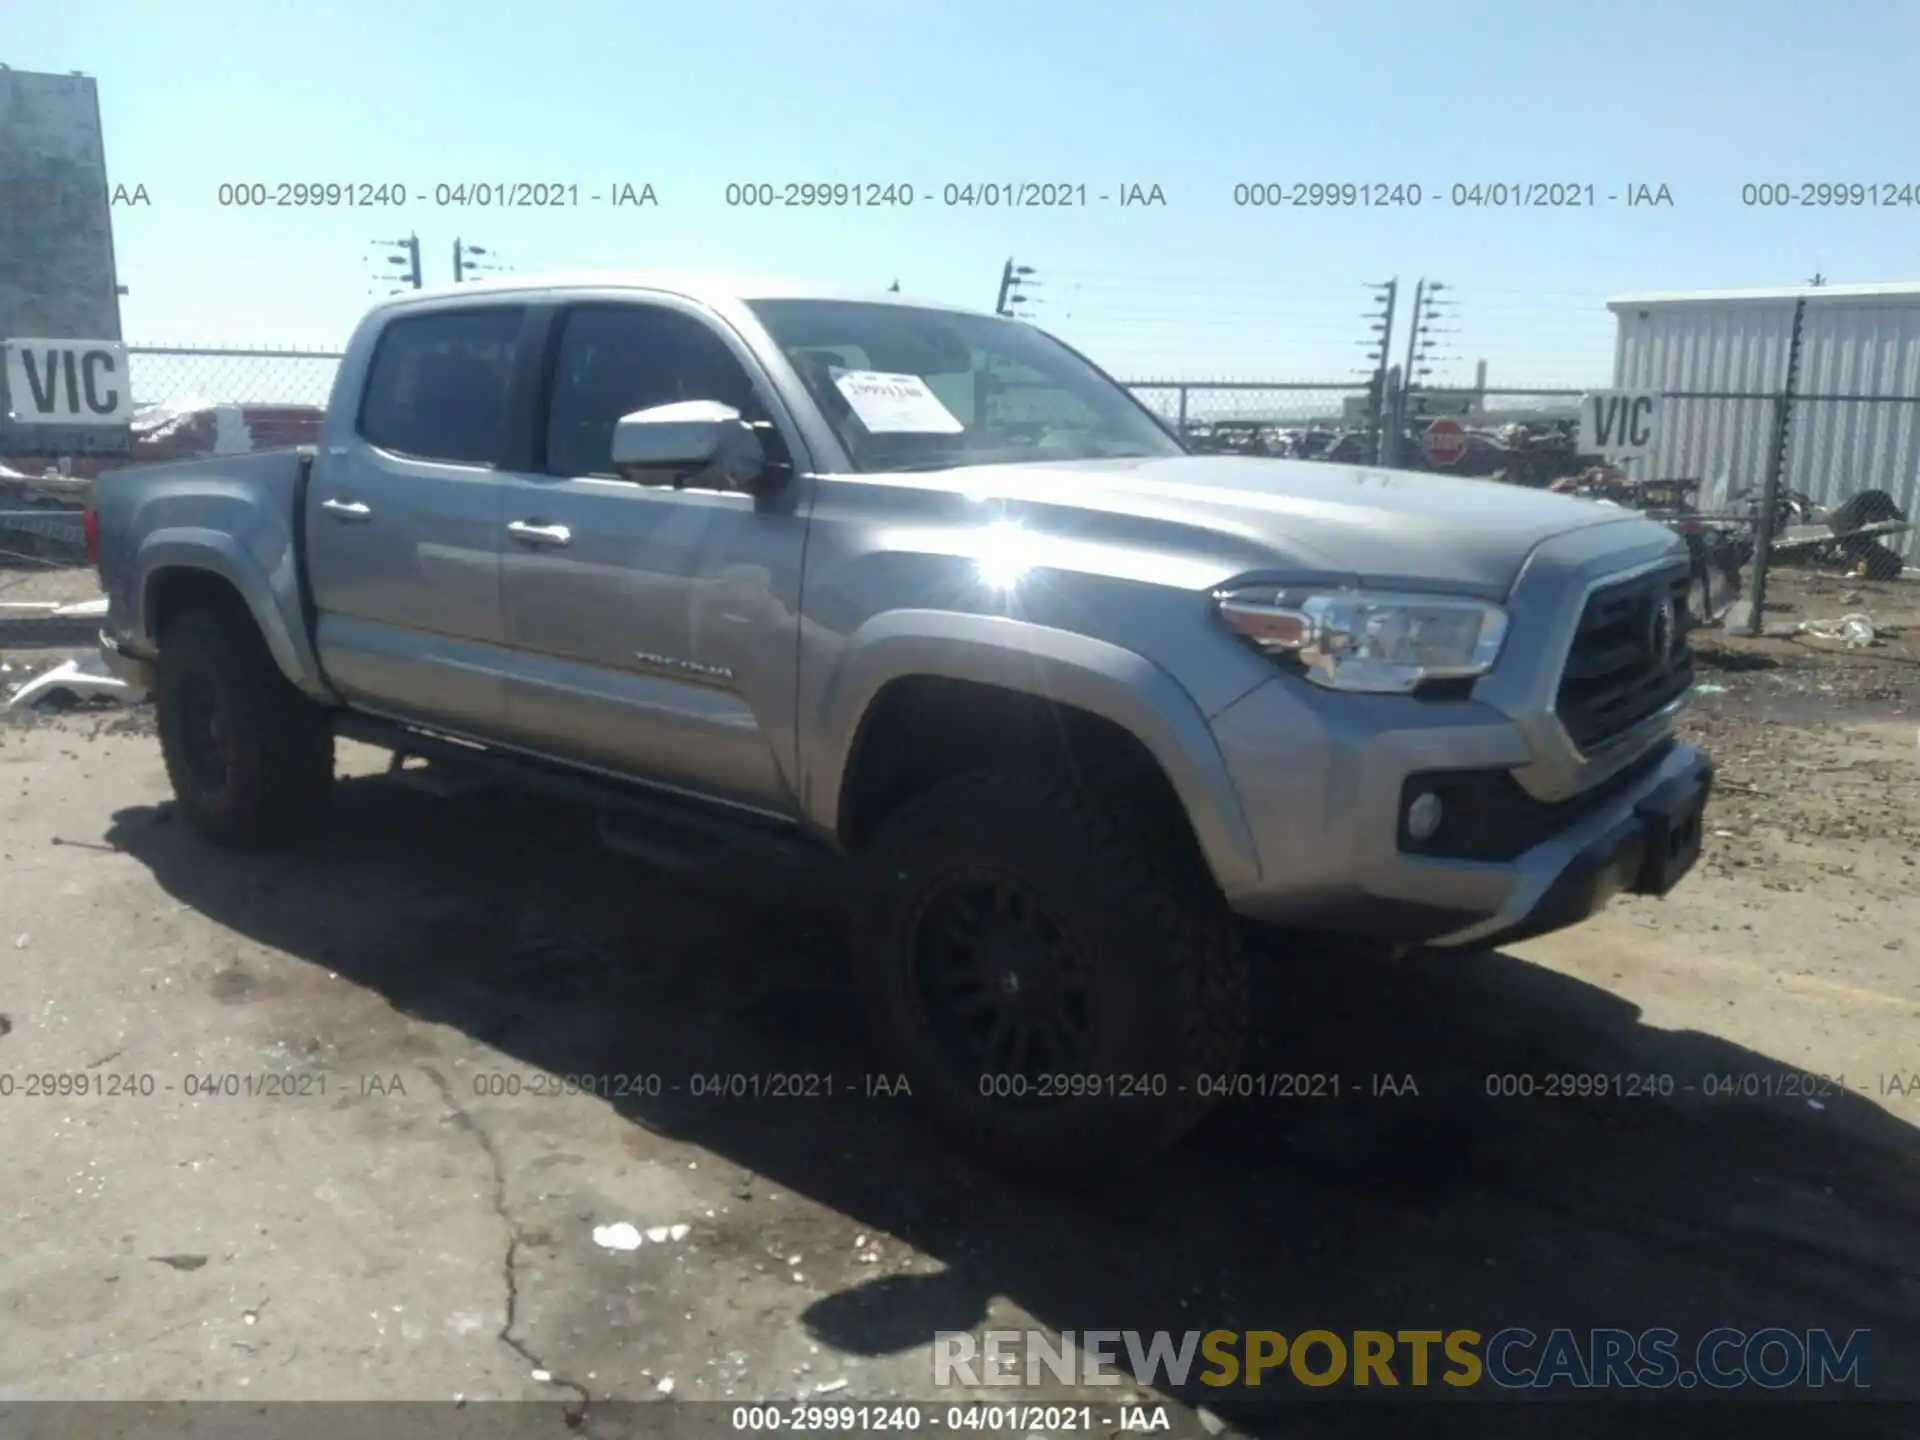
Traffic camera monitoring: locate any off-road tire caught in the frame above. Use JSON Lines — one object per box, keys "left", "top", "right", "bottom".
{"left": 155, "top": 605, "right": 334, "bottom": 849}
{"left": 853, "top": 768, "right": 1249, "bottom": 1179}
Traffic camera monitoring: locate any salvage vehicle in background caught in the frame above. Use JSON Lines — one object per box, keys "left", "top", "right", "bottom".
{"left": 86, "top": 272, "right": 1716, "bottom": 1176}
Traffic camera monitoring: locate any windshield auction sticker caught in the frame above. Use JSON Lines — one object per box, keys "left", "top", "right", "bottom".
{"left": 830, "top": 369, "right": 965, "bottom": 434}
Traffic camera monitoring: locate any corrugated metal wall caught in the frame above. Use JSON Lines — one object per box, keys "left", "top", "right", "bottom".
{"left": 1788, "top": 302, "right": 1920, "bottom": 559}
{"left": 1612, "top": 294, "right": 1920, "bottom": 560}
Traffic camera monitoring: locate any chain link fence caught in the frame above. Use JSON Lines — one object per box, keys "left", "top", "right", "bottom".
{"left": 124, "top": 345, "right": 344, "bottom": 408}
{"left": 75, "top": 348, "right": 1920, "bottom": 573}
{"left": 119, "top": 352, "right": 1383, "bottom": 432}
{"left": 1126, "top": 381, "right": 1373, "bottom": 432}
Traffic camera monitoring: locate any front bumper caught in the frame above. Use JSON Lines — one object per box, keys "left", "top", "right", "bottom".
{"left": 1206, "top": 672, "right": 1713, "bottom": 950}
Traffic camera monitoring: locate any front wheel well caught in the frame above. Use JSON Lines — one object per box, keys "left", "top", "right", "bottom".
{"left": 836, "top": 675, "right": 1207, "bottom": 873}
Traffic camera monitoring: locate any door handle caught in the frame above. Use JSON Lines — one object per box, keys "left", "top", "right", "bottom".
{"left": 320, "top": 497, "right": 372, "bottom": 522}
{"left": 506, "top": 520, "right": 572, "bottom": 547}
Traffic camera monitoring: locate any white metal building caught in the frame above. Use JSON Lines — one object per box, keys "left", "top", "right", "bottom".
{"left": 1609, "top": 281, "right": 1920, "bottom": 559}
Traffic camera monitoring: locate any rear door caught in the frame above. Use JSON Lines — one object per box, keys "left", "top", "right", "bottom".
{"left": 494, "top": 298, "right": 812, "bottom": 814}
{"left": 305, "top": 304, "right": 530, "bottom": 735}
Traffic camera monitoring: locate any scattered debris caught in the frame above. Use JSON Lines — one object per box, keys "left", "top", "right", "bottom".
{"left": 592, "top": 1222, "right": 644, "bottom": 1252}
{"left": 655, "top": 1377, "right": 675, "bottom": 1395}
{"left": 5, "top": 654, "right": 146, "bottom": 711}
{"left": 1795, "top": 613, "right": 1877, "bottom": 648}
{"left": 531, "top": 1369, "right": 552, "bottom": 1383}
{"left": 149, "top": 1254, "right": 208, "bottom": 1271}
{"left": 812, "top": 1379, "right": 849, "bottom": 1396}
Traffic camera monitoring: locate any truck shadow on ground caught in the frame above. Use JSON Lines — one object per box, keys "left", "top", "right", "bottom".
{"left": 106, "top": 775, "right": 1920, "bottom": 1436}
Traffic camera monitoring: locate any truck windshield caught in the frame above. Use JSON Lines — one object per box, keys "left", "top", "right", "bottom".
{"left": 746, "top": 299, "right": 1185, "bottom": 473}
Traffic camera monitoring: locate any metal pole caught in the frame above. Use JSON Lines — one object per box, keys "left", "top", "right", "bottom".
{"left": 1391, "top": 279, "right": 1424, "bottom": 464}
{"left": 1176, "top": 385, "right": 1188, "bottom": 436}
{"left": 994, "top": 259, "right": 1014, "bottom": 316}
{"left": 1740, "top": 393, "right": 1789, "bottom": 634}
{"left": 1372, "top": 279, "right": 1397, "bottom": 465}
{"left": 1732, "top": 295, "right": 1808, "bottom": 636}
{"left": 1381, "top": 365, "right": 1402, "bottom": 466}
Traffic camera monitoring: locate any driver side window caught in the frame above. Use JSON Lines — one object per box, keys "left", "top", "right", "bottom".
{"left": 543, "top": 304, "right": 764, "bottom": 478}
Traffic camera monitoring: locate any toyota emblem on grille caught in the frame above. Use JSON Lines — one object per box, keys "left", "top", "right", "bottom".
{"left": 1648, "top": 597, "right": 1676, "bottom": 664}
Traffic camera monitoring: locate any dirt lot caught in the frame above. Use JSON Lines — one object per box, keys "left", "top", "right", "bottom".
{"left": 0, "top": 564, "right": 1916, "bottom": 1437}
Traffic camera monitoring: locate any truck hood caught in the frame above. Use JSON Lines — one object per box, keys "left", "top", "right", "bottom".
{"left": 915, "top": 454, "right": 1664, "bottom": 595}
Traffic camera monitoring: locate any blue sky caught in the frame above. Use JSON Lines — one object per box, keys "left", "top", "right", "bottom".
{"left": 10, "top": 0, "right": 1919, "bottom": 385}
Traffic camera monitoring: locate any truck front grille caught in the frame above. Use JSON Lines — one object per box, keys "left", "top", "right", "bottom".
{"left": 1554, "top": 563, "right": 1694, "bottom": 753}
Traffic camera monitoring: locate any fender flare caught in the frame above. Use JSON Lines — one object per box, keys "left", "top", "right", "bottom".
{"left": 808, "top": 610, "right": 1263, "bottom": 895}
{"left": 134, "top": 530, "right": 333, "bottom": 703}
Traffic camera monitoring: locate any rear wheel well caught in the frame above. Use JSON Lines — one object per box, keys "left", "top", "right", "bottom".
{"left": 837, "top": 675, "right": 1207, "bottom": 873}
{"left": 147, "top": 568, "right": 251, "bottom": 644}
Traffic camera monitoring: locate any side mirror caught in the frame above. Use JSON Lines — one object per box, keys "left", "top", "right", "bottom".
{"left": 609, "top": 401, "right": 777, "bottom": 492}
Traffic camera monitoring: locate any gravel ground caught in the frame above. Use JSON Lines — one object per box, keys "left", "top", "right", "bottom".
{"left": 0, "top": 564, "right": 1915, "bottom": 1437}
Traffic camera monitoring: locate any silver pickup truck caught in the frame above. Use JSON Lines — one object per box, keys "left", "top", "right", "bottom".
{"left": 88, "top": 271, "right": 1713, "bottom": 1174}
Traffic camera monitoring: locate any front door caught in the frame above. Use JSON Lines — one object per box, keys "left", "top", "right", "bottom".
{"left": 305, "top": 303, "right": 528, "bottom": 735}
{"left": 496, "top": 300, "right": 810, "bottom": 815}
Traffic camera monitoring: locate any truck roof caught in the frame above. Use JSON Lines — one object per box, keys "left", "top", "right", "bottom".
{"left": 377, "top": 269, "right": 1003, "bottom": 319}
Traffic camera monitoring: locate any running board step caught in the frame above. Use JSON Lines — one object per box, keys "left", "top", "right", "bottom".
{"left": 334, "top": 711, "right": 848, "bottom": 905}
{"left": 384, "top": 752, "right": 497, "bottom": 799}
{"left": 597, "top": 798, "right": 847, "bottom": 906}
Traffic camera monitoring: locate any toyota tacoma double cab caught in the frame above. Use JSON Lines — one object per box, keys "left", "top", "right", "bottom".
{"left": 88, "top": 272, "right": 1714, "bottom": 1175}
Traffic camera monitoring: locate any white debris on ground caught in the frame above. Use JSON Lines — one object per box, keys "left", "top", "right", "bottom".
{"left": 5, "top": 654, "right": 146, "bottom": 711}
{"left": 1794, "top": 612, "right": 1877, "bottom": 647}
{"left": 593, "top": 1220, "right": 691, "bottom": 1251}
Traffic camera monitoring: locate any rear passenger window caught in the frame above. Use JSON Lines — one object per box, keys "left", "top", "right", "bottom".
{"left": 358, "top": 308, "right": 525, "bottom": 465}
{"left": 544, "top": 305, "right": 761, "bottom": 477}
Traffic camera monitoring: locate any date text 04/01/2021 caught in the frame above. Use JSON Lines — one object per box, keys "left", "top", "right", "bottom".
{"left": 210, "top": 181, "right": 659, "bottom": 208}
{"left": 721, "top": 182, "right": 1166, "bottom": 208}
{"left": 1229, "top": 182, "right": 1675, "bottom": 207}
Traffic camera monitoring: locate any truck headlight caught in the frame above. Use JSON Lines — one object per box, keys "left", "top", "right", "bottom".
{"left": 1214, "top": 587, "right": 1509, "bottom": 694}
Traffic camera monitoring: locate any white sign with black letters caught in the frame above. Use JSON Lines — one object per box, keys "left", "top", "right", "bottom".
{"left": 830, "top": 368, "right": 965, "bottom": 434}
{"left": 1579, "top": 389, "right": 1662, "bottom": 458}
{"left": 3, "top": 339, "right": 133, "bottom": 425}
